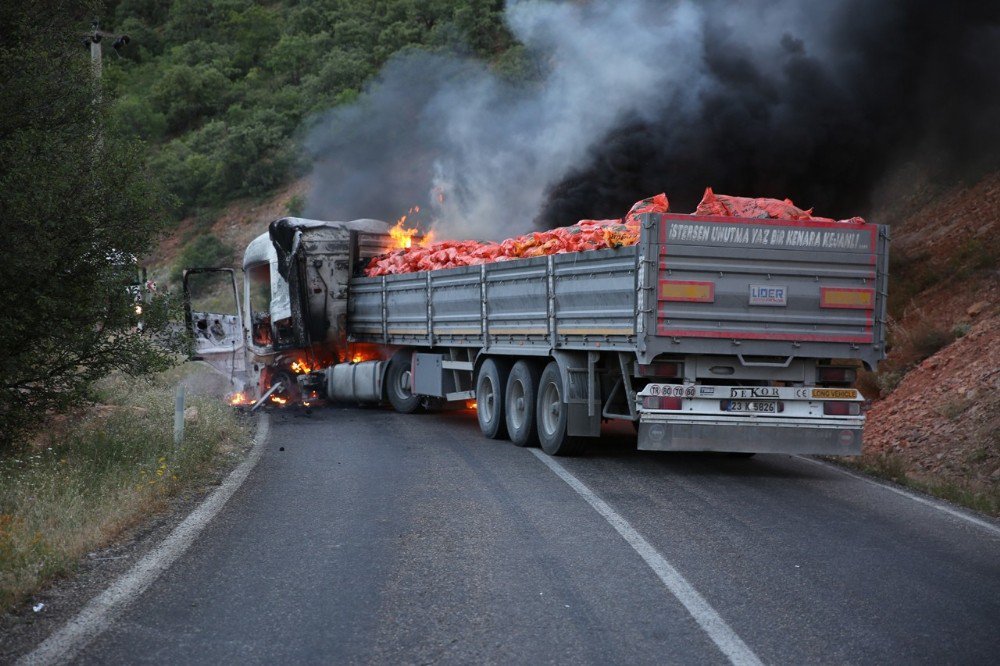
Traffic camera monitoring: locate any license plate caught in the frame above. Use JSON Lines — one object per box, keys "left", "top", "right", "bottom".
{"left": 724, "top": 400, "right": 778, "bottom": 413}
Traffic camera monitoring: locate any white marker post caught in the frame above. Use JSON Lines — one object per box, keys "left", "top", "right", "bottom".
{"left": 173, "top": 385, "right": 185, "bottom": 449}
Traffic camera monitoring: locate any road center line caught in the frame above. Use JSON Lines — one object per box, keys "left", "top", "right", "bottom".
{"left": 795, "top": 455, "right": 1000, "bottom": 537}
{"left": 529, "top": 450, "right": 763, "bottom": 666}
{"left": 18, "top": 414, "right": 271, "bottom": 666}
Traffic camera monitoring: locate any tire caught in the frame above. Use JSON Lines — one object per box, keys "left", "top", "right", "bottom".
{"left": 476, "top": 358, "right": 511, "bottom": 439}
{"left": 505, "top": 360, "right": 542, "bottom": 447}
{"left": 727, "top": 452, "right": 756, "bottom": 459}
{"left": 537, "top": 361, "right": 584, "bottom": 456}
{"left": 385, "top": 354, "right": 422, "bottom": 414}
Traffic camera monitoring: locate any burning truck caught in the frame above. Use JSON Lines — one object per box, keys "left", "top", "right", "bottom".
{"left": 184, "top": 190, "right": 888, "bottom": 456}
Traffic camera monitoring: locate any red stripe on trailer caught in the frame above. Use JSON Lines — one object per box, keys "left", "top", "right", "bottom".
{"left": 655, "top": 325, "right": 874, "bottom": 344}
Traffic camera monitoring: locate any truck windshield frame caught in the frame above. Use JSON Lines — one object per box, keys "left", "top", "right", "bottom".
{"left": 246, "top": 261, "right": 274, "bottom": 349}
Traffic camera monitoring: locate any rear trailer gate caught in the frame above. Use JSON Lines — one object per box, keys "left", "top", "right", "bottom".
{"left": 642, "top": 214, "right": 888, "bottom": 369}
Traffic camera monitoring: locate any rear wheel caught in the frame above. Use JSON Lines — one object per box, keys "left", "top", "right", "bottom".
{"left": 537, "top": 361, "right": 584, "bottom": 456}
{"left": 476, "top": 358, "right": 511, "bottom": 439}
{"left": 385, "top": 354, "right": 422, "bottom": 414}
{"left": 505, "top": 360, "right": 542, "bottom": 447}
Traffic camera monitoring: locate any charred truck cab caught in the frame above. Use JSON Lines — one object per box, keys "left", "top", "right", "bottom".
{"left": 185, "top": 217, "right": 398, "bottom": 406}
{"left": 186, "top": 212, "right": 888, "bottom": 457}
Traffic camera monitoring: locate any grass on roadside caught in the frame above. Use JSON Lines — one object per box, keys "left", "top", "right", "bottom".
{"left": 845, "top": 452, "right": 1000, "bottom": 517}
{"left": 0, "top": 366, "right": 251, "bottom": 610}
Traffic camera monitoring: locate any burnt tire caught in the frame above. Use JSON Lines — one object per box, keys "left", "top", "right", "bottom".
{"left": 476, "top": 357, "right": 511, "bottom": 439}
{"left": 505, "top": 360, "right": 542, "bottom": 447}
{"left": 386, "top": 355, "right": 422, "bottom": 414}
{"left": 537, "top": 361, "right": 584, "bottom": 456}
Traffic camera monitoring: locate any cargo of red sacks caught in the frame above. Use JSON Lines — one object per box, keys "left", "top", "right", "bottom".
{"left": 364, "top": 188, "right": 865, "bottom": 277}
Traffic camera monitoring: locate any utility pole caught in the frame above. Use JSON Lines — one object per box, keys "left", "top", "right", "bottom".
{"left": 83, "top": 20, "right": 129, "bottom": 150}
{"left": 89, "top": 19, "right": 102, "bottom": 80}
{"left": 83, "top": 18, "right": 130, "bottom": 88}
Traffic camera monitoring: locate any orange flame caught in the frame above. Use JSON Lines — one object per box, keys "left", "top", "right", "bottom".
{"left": 466, "top": 400, "right": 477, "bottom": 410}
{"left": 389, "top": 206, "right": 432, "bottom": 249}
{"left": 389, "top": 219, "right": 418, "bottom": 249}
{"left": 227, "top": 391, "right": 252, "bottom": 406}
{"left": 290, "top": 359, "right": 311, "bottom": 374}
{"left": 270, "top": 395, "right": 288, "bottom": 405}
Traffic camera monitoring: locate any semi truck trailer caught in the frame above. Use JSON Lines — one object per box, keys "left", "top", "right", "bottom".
{"left": 185, "top": 211, "right": 888, "bottom": 456}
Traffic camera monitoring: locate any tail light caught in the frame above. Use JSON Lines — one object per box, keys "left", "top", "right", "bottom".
{"left": 824, "top": 401, "right": 861, "bottom": 416}
{"left": 642, "top": 395, "right": 683, "bottom": 410}
{"left": 817, "top": 366, "right": 857, "bottom": 383}
{"left": 636, "top": 362, "right": 681, "bottom": 378}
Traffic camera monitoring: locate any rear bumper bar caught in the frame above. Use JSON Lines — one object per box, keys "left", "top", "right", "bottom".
{"left": 637, "top": 414, "right": 862, "bottom": 455}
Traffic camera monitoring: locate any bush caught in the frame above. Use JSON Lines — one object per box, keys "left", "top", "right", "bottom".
{"left": 214, "top": 112, "right": 301, "bottom": 197}
{"left": 171, "top": 234, "right": 234, "bottom": 284}
{"left": 876, "top": 370, "right": 905, "bottom": 396}
{"left": 286, "top": 193, "right": 305, "bottom": 217}
{"left": 113, "top": 95, "right": 168, "bottom": 140}
{"left": 907, "top": 321, "right": 954, "bottom": 361}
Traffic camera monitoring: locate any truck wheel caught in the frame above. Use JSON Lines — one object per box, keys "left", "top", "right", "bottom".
{"left": 386, "top": 355, "right": 422, "bottom": 414}
{"left": 537, "top": 362, "right": 584, "bottom": 456}
{"left": 476, "top": 358, "right": 511, "bottom": 439}
{"left": 505, "top": 360, "right": 541, "bottom": 447}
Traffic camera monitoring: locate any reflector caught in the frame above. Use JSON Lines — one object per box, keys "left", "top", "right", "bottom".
{"left": 659, "top": 280, "right": 715, "bottom": 303}
{"left": 820, "top": 287, "right": 874, "bottom": 309}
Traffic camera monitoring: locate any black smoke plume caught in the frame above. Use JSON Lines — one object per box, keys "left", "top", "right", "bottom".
{"left": 304, "top": 1, "right": 1000, "bottom": 236}
{"left": 539, "top": 0, "right": 1000, "bottom": 225}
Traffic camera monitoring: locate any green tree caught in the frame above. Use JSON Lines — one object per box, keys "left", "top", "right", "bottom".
{"left": 0, "top": 1, "right": 175, "bottom": 446}
{"left": 151, "top": 63, "right": 231, "bottom": 133}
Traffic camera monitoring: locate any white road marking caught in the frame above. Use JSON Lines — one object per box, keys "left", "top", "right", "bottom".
{"left": 18, "top": 414, "right": 271, "bottom": 666}
{"left": 530, "top": 449, "right": 763, "bottom": 666}
{"left": 796, "top": 455, "right": 1000, "bottom": 538}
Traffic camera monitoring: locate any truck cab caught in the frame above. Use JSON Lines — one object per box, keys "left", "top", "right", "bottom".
{"left": 184, "top": 217, "right": 395, "bottom": 404}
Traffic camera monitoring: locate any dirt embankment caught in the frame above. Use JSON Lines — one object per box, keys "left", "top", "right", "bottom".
{"left": 149, "top": 179, "right": 309, "bottom": 282}
{"left": 860, "top": 169, "right": 1000, "bottom": 511}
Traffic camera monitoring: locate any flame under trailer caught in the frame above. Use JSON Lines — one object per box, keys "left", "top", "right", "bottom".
{"left": 185, "top": 213, "right": 888, "bottom": 456}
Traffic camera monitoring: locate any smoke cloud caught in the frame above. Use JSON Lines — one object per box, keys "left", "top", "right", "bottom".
{"left": 304, "top": 0, "right": 1000, "bottom": 236}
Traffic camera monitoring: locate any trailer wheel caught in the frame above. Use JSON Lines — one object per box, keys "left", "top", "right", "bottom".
{"left": 537, "top": 361, "right": 584, "bottom": 456}
{"left": 476, "top": 358, "right": 511, "bottom": 439}
{"left": 505, "top": 360, "right": 541, "bottom": 447}
{"left": 386, "top": 355, "right": 422, "bottom": 414}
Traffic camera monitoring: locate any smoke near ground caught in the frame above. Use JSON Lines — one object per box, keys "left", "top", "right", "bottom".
{"left": 304, "top": 0, "right": 1000, "bottom": 236}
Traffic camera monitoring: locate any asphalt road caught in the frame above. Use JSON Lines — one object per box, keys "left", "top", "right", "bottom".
{"left": 71, "top": 406, "right": 999, "bottom": 664}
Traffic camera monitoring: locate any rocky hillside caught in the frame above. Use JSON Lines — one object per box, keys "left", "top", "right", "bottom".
{"left": 860, "top": 169, "right": 999, "bottom": 513}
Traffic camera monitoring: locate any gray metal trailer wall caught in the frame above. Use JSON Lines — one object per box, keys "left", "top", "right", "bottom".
{"left": 348, "top": 213, "right": 888, "bottom": 369}
{"left": 349, "top": 246, "right": 639, "bottom": 355}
